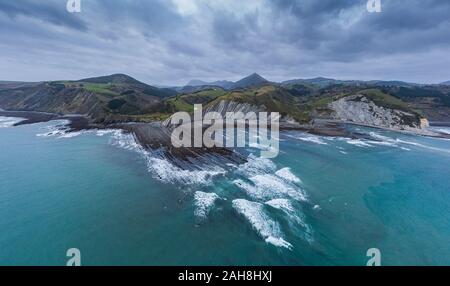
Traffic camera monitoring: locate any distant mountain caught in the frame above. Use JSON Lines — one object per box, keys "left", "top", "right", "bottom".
{"left": 212, "top": 80, "right": 235, "bottom": 89}
{"left": 367, "top": 80, "right": 418, "bottom": 87}
{"left": 77, "top": 73, "right": 144, "bottom": 85}
{"left": 0, "top": 81, "right": 23, "bottom": 84}
{"left": 282, "top": 77, "right": 345, "bottom": 87}
{"left": 282, "top": 77, "right": 418, "bottom": 88}
{"left": 186, "top": 79, "right": 209, "bottom": 86}
{"left": 183, "top": 73, "right": 268, "bottom": 90}
{"left": 186, "top": 79, "right": 234, "bottom": 90}
{"left": 175, "top": 85, "right": 225, "bottom": 94}
{"left": 76, "top": 74, "right": 177, "bottom": 98}
{"left": 232, "top": 73, "right": 269, "bottom": 89}
{"left": 440, "top": 81, "right": 450, "bottom": 85}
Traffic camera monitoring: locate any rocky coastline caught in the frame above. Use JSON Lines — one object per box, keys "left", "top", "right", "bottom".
{"left": 1, "top": 109, "right": 449, "bottom": 165}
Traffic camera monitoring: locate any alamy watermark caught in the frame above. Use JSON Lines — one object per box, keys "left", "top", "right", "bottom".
{"left": 366, "top": 248, "right": 381, "bottom": 266}
{"left": 367, "top": 0, "right": 382, "bottom": 13}
{"left": 170, "top": 104, "right": 280, "bottom": 159}
{"left": 66, "top": 0, "right": 81, "bottom": 13}
{"left": 66, "top": 1, "right": 381, "bottom": 14}
{"left": 63, "top": 247, "right": 380, "bottom": 266}
{"left": 66, "top": 248, "right": 81, "bottom": 266}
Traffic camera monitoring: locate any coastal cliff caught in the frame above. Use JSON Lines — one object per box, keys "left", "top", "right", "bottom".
{"left": 328, "top": 94, "right": 428, "bottom": 132}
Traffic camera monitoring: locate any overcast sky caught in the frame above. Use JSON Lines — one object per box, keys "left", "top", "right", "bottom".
{"left": 0, "top": 0, "right": 449, "bottom": 85}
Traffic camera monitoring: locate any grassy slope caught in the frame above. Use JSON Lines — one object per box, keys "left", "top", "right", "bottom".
{"left": 55, "top": 80, "right": 173, "bottom": 122}
{"left": 166, "top": 88, "right": 226, "bottom": 113}
{"left": 83, "top": 83, "right": 119, "bottom": 96}
{"left": 207, "top": 85, "right": 312, "bottom": 122}
{"left": 359, "top": 89, "right": 411, "bottom": 111}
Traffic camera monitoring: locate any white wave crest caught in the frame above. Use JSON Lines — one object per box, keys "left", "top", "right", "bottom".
{"left": 109, "top": 130, "right": 226, "bottom": 186}
{"left": 96, "top": 129, "right": 121, "bottom": 136}
{"left": 430, "top": 127, "right": 450, "bottom": 135}
{"left": 109, "top": 130, "right": 142, "bottom": 151}
{"left": 368, "top": 132, "right": 450, "bottom": 154}
{"left": 36, "top": 120, "right": 71, "bottom": 137}
{"left": 346, "top": 139, "right": 373, "bottom": 147}
{"left": 265, "top": 198, "right": 313, "bottom": 243}
{"left": 0, "top": 116, "right": 25, "bottom": 128}
{"left": 58, "top": 131, "right": 84, "bottom": 138}
{"left": 234, "top": 173, "right": 307, "bottom": 202}
{"left": 147, "top": 156, "right": 225, "bottom": 186}
{"left": 265, "top": 198, "right": 295, "bottom": 212}
{"left": 194, "top": 192, "right": 220, "bottom": 220}
{"left": 38, "top": 126, "right": 119, "bottom": 139}
{"left": 36, "top": 130, "right": 65, "bottom": 137}
{"left": 232, "top": 199, "right": 292, "bottom": 249}
{"left": 275, "top": 167, "right": 302, "bottom": 184}
{"left": 286, "top": 133, "right": 328, "bottom": 145}
{"left": 235, "top": 154, "right": 277, "bottom": 177}
{"left": 234, "top": 154, "right": 307, "bottom": 202}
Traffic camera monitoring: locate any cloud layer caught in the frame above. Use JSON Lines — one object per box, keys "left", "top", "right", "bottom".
{"left": 0, "top": 0, "right": 449, "bottom": 85}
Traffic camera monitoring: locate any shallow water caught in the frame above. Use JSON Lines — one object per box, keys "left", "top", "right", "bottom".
{"left": 0, "top": 121, "right": 449, "bottom": 265}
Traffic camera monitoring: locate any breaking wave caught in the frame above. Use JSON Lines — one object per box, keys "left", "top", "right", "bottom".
{"left": 36, "top": 120, "right": 80, "bottom": 138}
{"left": 265, "top": 198, "right": 313, "bottom": 243}
{"left": 109, "top": 130, "right": 226, "bottom": 186}
{"left": 285, "top": 133, "right": 328, "bottom": 145}
{"left": 426, "top": 126, "right": 450, "bottom": 136}
{"left": 0, "top": 116, "right": 25, "bottom": 128}
{"left": 234, "top": 154, "right": 277, "bottom": 177}
{"left": 233, "top": 155, "right": 307, "bottom": 202}
{"left": 333, "top": 132, "right": 435, "bottom": 152}
{"left": 234, "top": 174, "right": 307, "bottom": 202}
{"left": 275, "top": 167, "right": 302, "bottom": 184}
{"left": 367, "top": 132, "right": 450, "bottom": 153}
{"left": 345, "top": 139, "right": 374, "bottom": 147}
{"left": 232, "top": 199, "right": 293, "bottom": 249}
{"left": 147, "top": 156, "right": 226, "bottom": 186}
{"left": 231, "top": 156, "right": 312, "bottom": 246}
{"left": 194, "top": 192, "right": 220, "bottom": 221}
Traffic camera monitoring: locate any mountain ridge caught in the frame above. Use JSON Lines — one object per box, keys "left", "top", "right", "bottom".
{"left": 183, "top": 73, "right": 269, "bottom": 91}
{"left": 76, "top": 74, "right": 144, "bottom": 85}
{"left": 1, "top": 73, "right": 449, "bottom": 126}
{"left": 232, "top": 73, "right": 269, "bottom": 89}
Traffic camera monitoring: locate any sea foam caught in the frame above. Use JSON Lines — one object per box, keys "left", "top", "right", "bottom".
{"left": 109, "top": 130, "right": 226, "bottom": 186}
{"left": 194, "top": 191, "right": 220, "bottom": 220}
{"left": 234, "top": 174, "right": 307, "bottom": 202}
{"left": 266, "top": 198, "right": 313, "bottom": 243}
{"left": 232, "top": 199, "right": 293, "bottom": 249}
{"left": 0, "top": 116, "right": 25, "bottom": 128}
{"left": 275, "top": 167, "right": 302, "bottom": 184}
{"left": 285, "top": 133, "right": 328, "bottom": 145}
{"left": 146, "top": 156, "right": 226, "bottom": 186}
{"left": 235, "top": 154, "right": 277, "bottom": 177}
{"left": 234, "top": 155, "right": 307, "bottom": 202}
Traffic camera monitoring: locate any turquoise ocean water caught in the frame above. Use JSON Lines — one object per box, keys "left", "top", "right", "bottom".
{"left": 0, "top": 117, "right": 450, "bottom": 266}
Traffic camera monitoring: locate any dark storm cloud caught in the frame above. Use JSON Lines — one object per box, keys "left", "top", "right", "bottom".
{"left": 0, "top": 0, "right": 449, "bottom": 84}
{"left": 328, "top": 0, "right": 450, "bottom": 58}
{"left": 89, "top": 0, "right": 186, "bottom": 35}
{"left": 265, "top": 0, "right": 450, "bottom": 59}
